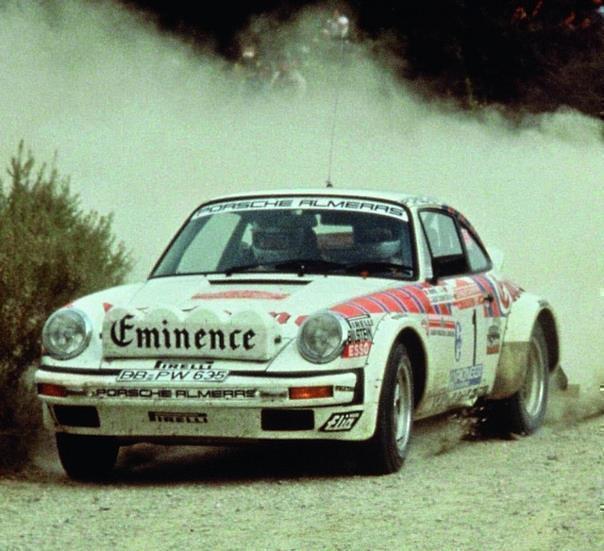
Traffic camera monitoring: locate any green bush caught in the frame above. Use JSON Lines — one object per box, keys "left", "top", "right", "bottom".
{"left": 0, "top": 143, "right": 132, "bottom": 470}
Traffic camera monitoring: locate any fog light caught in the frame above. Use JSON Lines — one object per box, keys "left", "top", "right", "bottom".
{"left": 289, "top": 386, "right": 333, "bottom": 400}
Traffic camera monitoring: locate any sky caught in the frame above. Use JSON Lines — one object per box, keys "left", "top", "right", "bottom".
{"left": 1, "top": 0, "right": 602, "bottom": 387}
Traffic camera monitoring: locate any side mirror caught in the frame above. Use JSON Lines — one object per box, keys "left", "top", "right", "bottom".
{"left": 487, "top": 246, "right": 504, "bottom": 272}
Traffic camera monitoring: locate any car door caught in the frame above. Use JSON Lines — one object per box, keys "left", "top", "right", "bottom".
{"left": 419, "top": 210, "right": 489, "bottom": 407}
{"left": 458, "top": 223, "right": 507, "bottom": 392}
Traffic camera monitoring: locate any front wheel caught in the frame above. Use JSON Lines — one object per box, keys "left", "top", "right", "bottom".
{"left": 56, "top": 433, "right": 119, "bottom": 481}
{"left": 359, "top": 343, "right": 414, "bottom": 474}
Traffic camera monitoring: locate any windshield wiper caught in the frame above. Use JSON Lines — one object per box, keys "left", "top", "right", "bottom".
{"left": 271, "top": 258, "right": 348, "bottom": 275}
{"left": 344, "top": 261, "right": 413, "bottom": 276}
{"left": 224, "top": 259, "right": 410, "bottom": 277}
{"left": 224, "top": 259, "right": 346, "bottom": 276}
{"left": 224, "top": 263, "right": 267, "bottom": 276}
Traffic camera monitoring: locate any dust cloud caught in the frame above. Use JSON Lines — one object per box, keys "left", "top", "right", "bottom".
{"left": 1, "top": 1, "right": 602, "bottom": 403}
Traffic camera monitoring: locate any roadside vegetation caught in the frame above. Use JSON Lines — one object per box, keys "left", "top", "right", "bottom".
{"left": 0, "top": 143, "right": 131, "bottom": 471}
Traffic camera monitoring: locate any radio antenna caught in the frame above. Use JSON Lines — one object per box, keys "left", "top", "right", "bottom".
{"left": 326, "top": 35, "right": 347, "bottom": 188}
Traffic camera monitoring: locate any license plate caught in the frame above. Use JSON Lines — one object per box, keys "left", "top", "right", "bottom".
{"left": 116, "top": 369, "right": 229, "bottom": 383}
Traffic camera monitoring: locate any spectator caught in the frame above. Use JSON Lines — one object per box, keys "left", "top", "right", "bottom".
{"left": 324, "top": 9, "right": 350, "bottom": 40}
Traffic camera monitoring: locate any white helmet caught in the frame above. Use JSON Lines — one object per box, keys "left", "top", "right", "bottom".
{"left": 354, "top": 219, "right": 402, "bottom": 262}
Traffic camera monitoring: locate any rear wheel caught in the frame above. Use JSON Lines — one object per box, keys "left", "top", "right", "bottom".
{"left": 56, "top": 433, "right": 119, "bottom": 481}
{"left": 485, "top": 323, "right": 549, "bottom": 435}
{"left": 359, "top": 343, "right": 414, "bottom": 474}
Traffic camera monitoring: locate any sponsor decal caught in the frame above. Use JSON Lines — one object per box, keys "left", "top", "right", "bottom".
{"left": 449, "top": 364, "right": 483, "bottom": 390}
{"left": 453, "top": 280, "right": 482, "bottom": 310}
{"left": 103, "top": 307, "right": 280, "bottom": 361}
{"left": 320, "top": 411, "right": 363, "bottom": 432}
{"left": 424, "top": 315, "right": 456, "bottom": 337}
{"left": 116, "top": 369, "right": 229, "bottom": 383}
{"left": 192, "top": 197, "right": 408, "bottom": 221}
{"left": 424, "top": 286, "right": 454, "bottom": 305}
{"left": 191, "top": 290, "right": 289, "bottom": 300}
{"left": 92, "top": 388, "right": 257, "bottom": 400}
{"left": 486, "top": 322, "right": 501, "bottom": 355}
{"left": 148, "top": 411, "right": 207, "bottom": 424}
{"left": 335, "top": 385, "right": 355, "bottom": 392}
{"left": 342, "top": 315, "right": 373, "bottom": 358}
{"left": 343, "top": 340, "right": 371, "bottom": 358}
{"left": 454, "top": 322, "right": 463, "bottom": 362}
{"left": 109, "top": 314, "right": 256, "bottom": 352}
{"left": 153, "top": 360, "right": 214, "bottom": 370}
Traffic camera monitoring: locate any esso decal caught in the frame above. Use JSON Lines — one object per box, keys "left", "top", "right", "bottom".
{"left": 342, "top": 340, "right": 372, "bottom": 358}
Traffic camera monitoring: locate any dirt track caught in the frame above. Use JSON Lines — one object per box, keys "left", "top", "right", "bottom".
{"left": 1, "top": 391, "right": 603, "bottom": 551}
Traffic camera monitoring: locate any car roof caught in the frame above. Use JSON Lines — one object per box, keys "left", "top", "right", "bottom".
{"left": 203, "top": 187, "right": 444, "bottom": 209}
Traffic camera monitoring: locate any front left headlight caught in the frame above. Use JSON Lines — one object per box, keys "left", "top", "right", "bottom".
{"left": 297, "top": 312, "right": 348, "bottom": 364}
{"left": 42, "top": 309, "right": 92, "bottom": 360}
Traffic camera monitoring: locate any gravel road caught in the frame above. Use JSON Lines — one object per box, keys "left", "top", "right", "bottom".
{"left": 1, "top": 391, "right": 603, "bottom": 551}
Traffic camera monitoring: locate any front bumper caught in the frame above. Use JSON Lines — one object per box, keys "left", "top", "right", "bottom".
{"left": 35, "top": 366, "right": 376, "bottom": 442}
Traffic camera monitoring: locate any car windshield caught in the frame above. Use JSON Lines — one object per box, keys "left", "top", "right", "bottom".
{"left": 151, "top": 196, "right": 415, "bottom": 279}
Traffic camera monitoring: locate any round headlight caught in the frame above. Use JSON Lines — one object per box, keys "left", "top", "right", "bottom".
{"left": 42, "top": 309, "right": 92, "bottom": 360}
{"left": 297, "top": 312, "right": 348, "bottom": 364}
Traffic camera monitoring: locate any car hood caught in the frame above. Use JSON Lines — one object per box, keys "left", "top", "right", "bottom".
{"left": 100, "top": 274, "right": 400, "bottom": 361}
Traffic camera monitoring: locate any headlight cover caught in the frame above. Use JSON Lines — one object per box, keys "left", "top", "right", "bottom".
{"left": 42, "top": 309, "right": 92, "bottom": 360}
{"left": 297, "top": 312, "right": 348, "bottom": 364}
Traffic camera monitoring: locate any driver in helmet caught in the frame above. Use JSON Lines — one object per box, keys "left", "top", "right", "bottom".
{"left": 353, "top": 217, "right": 403, "bottom": 263}
{"left": 251, "top": 213, "right": 319, "bottom": 264}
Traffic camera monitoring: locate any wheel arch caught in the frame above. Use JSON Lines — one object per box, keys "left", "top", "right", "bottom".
{"left": 491, "top": 293, "right": 559, "bottom": 399}
{"left": 394, "top": 327, "right": 427, "bottom": 410}
{"left": 366, "top": 316, "right": 428, "bottom": 411}
{"left": 535, "top": 308, "right": 559, "bottom": 373}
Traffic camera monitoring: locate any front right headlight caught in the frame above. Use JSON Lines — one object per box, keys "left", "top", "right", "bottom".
{"left": 42, "top": 309, "right": 92, "bottom": 360}
{"left": 297, "top": 312, "right": 348, "bottom": 364}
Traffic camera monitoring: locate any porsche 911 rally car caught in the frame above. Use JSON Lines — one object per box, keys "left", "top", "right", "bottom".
{"left": 36, "top": 189, "right": 561, "bottom": 479}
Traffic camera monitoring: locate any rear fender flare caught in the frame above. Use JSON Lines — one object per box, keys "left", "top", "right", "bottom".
{"left": 491, "top": 292, "right": 559, "bottom": 399}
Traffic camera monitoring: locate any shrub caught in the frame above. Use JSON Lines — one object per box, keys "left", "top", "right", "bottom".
{"left": 0, "top": 143, "right": 132, "bottom": 470}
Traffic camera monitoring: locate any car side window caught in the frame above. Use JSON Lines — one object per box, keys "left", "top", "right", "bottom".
{"left": 419, "top": 210, "right": 467, "bottom": 278}
{"left": 419, "top": 211, "right": 463, "bottom": 257}
{"left": 460, "top": 226, "right": 490, "bottom": 273}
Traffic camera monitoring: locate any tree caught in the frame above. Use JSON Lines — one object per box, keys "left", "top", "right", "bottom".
{"left": 0, "top": 143, "right": 132, "bottom": 469}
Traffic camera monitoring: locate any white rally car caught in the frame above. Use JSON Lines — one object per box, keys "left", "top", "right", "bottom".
{"left": 36, "top": 189, "right": 561, "bottom": 479}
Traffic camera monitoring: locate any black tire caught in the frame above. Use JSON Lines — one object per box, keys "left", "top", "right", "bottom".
{"left": 485, "top": 323, "right": 549, "bottom": 436}
{"left": 359, "top": 343, "right": 414, "bottom": 475}
{"left": 56, "top": 433, "right": 119, "bottom": 481}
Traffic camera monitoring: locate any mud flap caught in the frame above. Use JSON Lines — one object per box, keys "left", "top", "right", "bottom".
{"left": 553, "top": 365, "right": 568, "bottom": 391}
